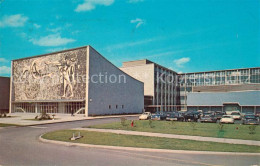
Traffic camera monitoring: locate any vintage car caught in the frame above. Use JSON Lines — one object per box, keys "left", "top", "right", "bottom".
{"left": 220, "top": 115, "right": 234, "bottom": 124}
{"left": 200, "top": 114, "right": 217, "bottom": 123}
{"left": 184, "top": 111, "right": 201, "bottom": 122}
{"left": 166, "top": 112, "right": 184, "bottom": 121}
{"left": 242, "top": 115, "right": 259, "bottom": 125}
{"left": 139, "top": 112, "right": 151, "bottom": 120}
{"left": 231, "top": 112, "right": 242, "bottom": 120}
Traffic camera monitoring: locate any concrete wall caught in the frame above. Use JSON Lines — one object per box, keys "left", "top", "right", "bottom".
{"left": 120, "top": 64, "right": 154, "bottom": 97}
{"left": 11, "top": 48, "right": 87, "bottom": 101}
{"left": 187, "top": 91, "right": 260, "bottom": 106}
{"left": 0, "top": 77, "right": 10, "bottom": 113}
{"left": 87, "top": 46, "right": 144, "bottom": 116}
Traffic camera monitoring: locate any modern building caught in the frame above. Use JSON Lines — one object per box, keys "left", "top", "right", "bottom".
{"left": 0, "top": 77, "right": 10, "bottom": 113}
{"left": 121, "top": 59, "right": 260, "bottom": 114}
{"left": 120, "top": 59, "right": 180, "bottom": 112}
{"left": 179, "top": 68, "right": 260, "bottom": 113}
{"left": 10, "top": 46, "right": 144, "bottom": 116}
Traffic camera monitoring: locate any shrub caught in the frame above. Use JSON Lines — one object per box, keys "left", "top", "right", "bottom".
{"left": 249, "top": 125, "right": 257, "bottom": 134}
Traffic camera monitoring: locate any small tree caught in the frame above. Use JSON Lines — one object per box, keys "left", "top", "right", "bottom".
{"left": 120, "top": 117, "right": 127, "bottom": 127}
{"left": 189, "top": 122, "right": 197, "bottom": 130}
{"left": 218, "top": 123, "right": 224, "bottom": 132}
{"left": 170, "top": 120, "right": 176, "bottom": 129}
{"left": 149, "top": 119, "right": 154, "bottom": 128}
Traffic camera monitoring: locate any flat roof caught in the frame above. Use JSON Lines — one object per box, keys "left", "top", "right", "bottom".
{"left": 179, "top": 67, "right": 260, "bottom": 75}
{"left": 12, "top": 45, "right": 89, "bottom": 61}
{"left": 122, "top": 59, "right": 178, "bottom": 74}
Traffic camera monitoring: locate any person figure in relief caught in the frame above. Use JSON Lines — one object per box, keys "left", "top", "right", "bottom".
{"left": 46, "top": 54, "right": 77, "bottom": 98}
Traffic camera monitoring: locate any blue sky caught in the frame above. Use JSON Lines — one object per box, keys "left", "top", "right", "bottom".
{"left": 0, "top": 0, "right": 259, "bottom": 76}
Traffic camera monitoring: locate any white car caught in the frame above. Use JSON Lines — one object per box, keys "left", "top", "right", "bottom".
{"left": 231, "top": 112, "right": 242, "bottom": 120}
{"left": 220, "top": 115, "right": 235, "bottom": 124}
{"left": 139, "top": 112, "right": 151, "bottom": 120}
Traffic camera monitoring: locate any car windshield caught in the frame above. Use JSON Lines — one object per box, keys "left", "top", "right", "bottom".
{"left": 245, "top": 115, "right": 256, "bottom": 119}
{"left": 223, "top": 116, "right": 231, "bottom": 118}
{"left": 143, "top": 112, "right": 149, "bottom": 115}
{"left": 231, "top": 112, "right": 240, "bottom": 115}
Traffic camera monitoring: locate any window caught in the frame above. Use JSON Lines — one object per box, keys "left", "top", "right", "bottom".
{"left": 116, "top": 105, "right": 118, "bottom": 109}
{"left": 122, "top": 105, "right": 124, "bottom": 109}
{"left": 109, "top": 105, "right": 111, "bottom": 109}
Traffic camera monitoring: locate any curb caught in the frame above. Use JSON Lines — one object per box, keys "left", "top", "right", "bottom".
{"left": 4, "top": 115, "right": 139, "bottom": 127}
{"left": 76, "top": 128, "right": 260, "bottom": 146}
{"left": 39, "top": 134, "right": 260, "bottom": 156}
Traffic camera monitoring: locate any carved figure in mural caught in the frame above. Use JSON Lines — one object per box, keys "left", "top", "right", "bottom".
{"left": 22, "top": 60, "right": 53, "bottom": 79}
{"left": 46, "top": 53, "right": 78, "bottom": 98}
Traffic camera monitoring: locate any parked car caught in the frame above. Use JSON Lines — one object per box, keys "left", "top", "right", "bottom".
{"left": 151, "top": 112, "right": 166, "bottom": 120}
{"left": 220, "top": 115, "right": 234, "bottom": 124}
{"left": 139, "top": 112, "right": 151, "bottom": 120}
{"left": 184, "top": 111, "right": 201, "bottom": 122}
{"left": 215, "top": 111, "right": 225, "bottom": 120}
{"left": 166, "top": 112, "right": 184, "bottom": 121}
{"left": 200, "top": 114, "right": 217, "bottom": 123}
{"left": 231, "top": 112, "right": 242, "bottom": 120}
{"left": 242, "top": 115, "right": 259, "bottom": 125}
{"left": 226, "top": 110, "right": 239, "bottom": 115}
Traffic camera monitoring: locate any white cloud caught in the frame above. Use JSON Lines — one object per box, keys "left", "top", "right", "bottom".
{"left": 0, "top": 14, "right": 28, "bottom": 28}
{"left": 130, "top": 18, "right": 145, "bottom": 28}
{"left": 0, "top": 58, "right": 8, "bottom": 63}
{"left": 0, "top": 66, "right": 11, "bottom": 75}
{"left": 75, "top": 0, "right": 114, "bottom": 12}
{"left": 33, "top": 23, "right": 41, "bottom": 29}
{"left": 29, "top": 34, "right": 75, "bottom": 47}
{"left": 174, "top": 57, "right": 190, "bottom": 67}
{"left": 128, "top": 0, "right": 144, "bottom": 3}
{"left": 47, "top": 27, "right": 62, "bottom": 33}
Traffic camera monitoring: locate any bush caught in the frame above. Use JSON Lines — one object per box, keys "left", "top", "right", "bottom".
{"left": 36, "top": 111, "right": 51, "bottom": 120}
{"left": 249, "top": 125, "right": 257, "bottom": 134}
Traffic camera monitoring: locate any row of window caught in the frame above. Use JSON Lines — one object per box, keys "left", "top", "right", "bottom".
{"left": 108, "top": 105, "right": 124, "bottom": 109}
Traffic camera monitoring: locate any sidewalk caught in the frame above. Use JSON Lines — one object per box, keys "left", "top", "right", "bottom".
{"left": 0, "top": 113, "right": 138, "bottom": 126}
{"left": 74, "top": 128, "right": 260, "bottom": 146}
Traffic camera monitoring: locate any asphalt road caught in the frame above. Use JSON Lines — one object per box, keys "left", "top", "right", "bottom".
{"left": 0, "top": 117, "right": 259, "bottom": 166}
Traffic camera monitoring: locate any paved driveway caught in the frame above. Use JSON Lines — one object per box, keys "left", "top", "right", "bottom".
{"left": 0, "top": 117, "right": 259, "bottom": 166}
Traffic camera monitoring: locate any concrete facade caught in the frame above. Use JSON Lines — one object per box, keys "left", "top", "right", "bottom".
{"left": 10, "top": 46, "right": 144, "bottom": 116}
{"left": 120, "top": 59, "right": 180, "bottom": 112}
{"left": 0, "top": 77, "right": 10, "bottom": 113}
{"left": 121, "top": 59, "right": 260, "bottom": 114}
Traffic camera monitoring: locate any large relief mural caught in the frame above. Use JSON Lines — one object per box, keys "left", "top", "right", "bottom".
{"left": 12, "top": 48, "right": 86, "bottom": 101}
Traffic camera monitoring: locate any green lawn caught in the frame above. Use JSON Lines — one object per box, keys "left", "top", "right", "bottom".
{"left": 87, "top": 120, "right": 260, "bottom": 141}
{"left": 42, "top": 130, "right": 260, "bottom": 153}
{"left": 0, "top": 123, "right": 19, "bottom": 127}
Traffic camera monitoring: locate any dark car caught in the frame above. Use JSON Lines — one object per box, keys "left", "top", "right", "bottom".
{"left": 166, "top": 112, "right": 184, "bottom": 121}
{"left": 184, "top": 111, "right": 201, "bottom": 122}
{"left": 215, "top": 111, "right": 225, "bottom": 120}
{"left": 200, "top": 114, "right": 217, "bottom": 123}
{"left": 242, "top": 115, "right": 259, "bottom": 125}
{"left": 151, "top": 112, "right": 167, "bottom": 120}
